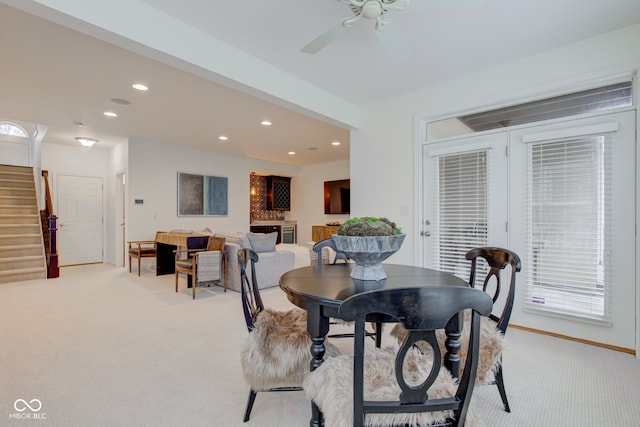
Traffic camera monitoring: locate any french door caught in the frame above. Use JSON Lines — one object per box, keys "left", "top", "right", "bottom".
{"left": 509, "top": 110, "right": 636, "bottom": 348}
{"left": 421, "top": 110, "right": 636, "bottom": 349}
{"left": 422, "top": 131, "right": 508, "bottom": 278}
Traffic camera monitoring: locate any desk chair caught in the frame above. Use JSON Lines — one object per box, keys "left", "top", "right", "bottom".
{"left": 304, "top": 286, "right": 493, "bottom": 427}
{"left": 128, "top": 239, "right": 157, "bottom": 276}
{"left": 466, "top": 246, "right": 521, "bottom": 412}
{"left": 238, "top": 248, "right": 338, "bottom": 422}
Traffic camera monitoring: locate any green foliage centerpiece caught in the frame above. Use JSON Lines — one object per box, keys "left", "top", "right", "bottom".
{"left": 332, "top": 217, "right": 405, "bottom": 281}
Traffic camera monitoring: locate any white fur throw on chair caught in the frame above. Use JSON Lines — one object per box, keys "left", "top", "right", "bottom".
{"left": 303, "top": 345, "right": 483, "bottom": 427}
{"left": 390, "top": 310, "right": 505, "bottom": 384}
{"left": 241, "top": 307, "right": 340, "bottom": 390}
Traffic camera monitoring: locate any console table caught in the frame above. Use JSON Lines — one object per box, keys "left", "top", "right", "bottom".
{"left": 311, "top": 225, "right": 340, "bottom": 241}
{"left": 155, "top": 231, "right": 209, "bottom": 275}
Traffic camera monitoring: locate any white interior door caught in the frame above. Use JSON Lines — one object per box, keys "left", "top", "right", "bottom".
{"left": 422, "top": 131, "right": 508, "bottom": 278}
{"left": 57, "top": 175, "right": 103, "bottom": 266}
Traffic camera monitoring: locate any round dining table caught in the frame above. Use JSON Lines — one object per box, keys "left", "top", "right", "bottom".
{"left": 279, "top": 262, "right": 469, "bottom": 427}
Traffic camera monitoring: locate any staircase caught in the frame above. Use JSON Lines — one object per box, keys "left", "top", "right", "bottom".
{"left": 0, "top": 164, "right": 47, "bottom": 284}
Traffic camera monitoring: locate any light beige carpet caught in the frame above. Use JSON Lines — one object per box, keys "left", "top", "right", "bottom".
{"left": 2, "top": 263, "right": 640, "bottom": 426}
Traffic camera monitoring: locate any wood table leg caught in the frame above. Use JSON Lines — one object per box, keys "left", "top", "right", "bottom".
{"left": 444, "top": 311, "right": 463, "bottom": 380}
{"left": 306, "top": 303, "right": 330, "bottom": 427}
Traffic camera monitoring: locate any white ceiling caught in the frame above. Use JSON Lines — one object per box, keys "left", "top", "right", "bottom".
{"left": 2, "top": 0, "right": 640, "bottom": 166}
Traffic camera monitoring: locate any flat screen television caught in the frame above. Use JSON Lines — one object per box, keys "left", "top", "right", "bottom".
{"left": 324, "top": 179, "right": 350, "bottom": 214}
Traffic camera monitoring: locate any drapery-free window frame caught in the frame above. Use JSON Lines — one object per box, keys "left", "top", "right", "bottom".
{"left": 177, "top": 172, "right": 228, "bottom": 216}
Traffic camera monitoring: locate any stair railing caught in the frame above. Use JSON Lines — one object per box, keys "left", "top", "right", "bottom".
{"left": 41, "top": 170, "right": 59, "bottom": 278}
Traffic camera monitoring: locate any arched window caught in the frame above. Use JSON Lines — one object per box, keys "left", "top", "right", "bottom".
{"left": 0, "top": 121, "right": 28, "bottom": 138}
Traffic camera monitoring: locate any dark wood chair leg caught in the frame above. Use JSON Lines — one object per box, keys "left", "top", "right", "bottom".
{"left": 129, "top": 255, "right": 132, "bottom": 273}
{"left": 495, "top": 363, "right": 510, "bottom": 412}
{"left": 137, "top": 257, "right": 141, "bottom": 276}
{"left": 243, "top": 389, "right": 257, "bottom": 422}
{"left": 175, "top": 272, "right": 179, "bottom": 293}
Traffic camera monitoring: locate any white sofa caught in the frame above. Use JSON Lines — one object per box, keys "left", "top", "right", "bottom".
{"left": 215, "top": 231, "right": 312, "bottom": 292}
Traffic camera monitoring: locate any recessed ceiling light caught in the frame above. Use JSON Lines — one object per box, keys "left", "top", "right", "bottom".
{"left": 261, "top": 120, "right": 272, "bottom": 126}
{"left": 331, "top": 141, "right": 341, "bottom": 146}
{"left": 103, "top": 111, "right": 118, "bottom": 117}
{"left": 218, "top": 135, "right": 229, "bottom": 141}
{"left": 111, "top": 98, "right": 131, "bottom": 105}
{"left": 288, "top": 151, "right": 296, "bottom": 155}
{"left": 132, "top": 83, "right": 149, "bottom": 91}
{"left": 75, "top": 137, "right": 97, "bottom": 147}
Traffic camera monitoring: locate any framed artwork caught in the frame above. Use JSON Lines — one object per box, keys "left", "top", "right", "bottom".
{"left": 178, "top": 172, "right": 228, "bottom": 216}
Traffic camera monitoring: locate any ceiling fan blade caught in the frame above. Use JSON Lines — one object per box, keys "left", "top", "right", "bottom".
{"left": 375, "top": 19, "right": 412, "bottom": 62}
{"left": 300, "top": 20, "right": 349, "bottom": 54}
{"left": 409, "top": 0, "right": 486, "bottom": 12}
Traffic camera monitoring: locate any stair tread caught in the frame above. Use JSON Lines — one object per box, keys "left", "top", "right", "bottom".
{"left": 0, "top": 244, "right": 42, "bottom": 248}
{"left": 0, "top": 257, "right": 42, "bottom": 264}
{"left": 0, "top": 266, "right": 46, "bottom": 276}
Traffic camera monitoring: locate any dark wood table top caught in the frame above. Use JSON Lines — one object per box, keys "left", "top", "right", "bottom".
{"left": 280, "top": 263, "right": 469, "bottom": 314}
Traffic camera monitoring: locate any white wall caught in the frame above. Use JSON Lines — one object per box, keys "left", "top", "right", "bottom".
{"left": 352, "top": 23, "right": 640, "bottom": 268}
{"left": 351, "top": 24, "right": 640, "bottom": 344}
{"left": 126, "top": 139, "right": 300, "bottom": 241}
{"left": 293, "top": 159, "right": 350, "bottom": 243}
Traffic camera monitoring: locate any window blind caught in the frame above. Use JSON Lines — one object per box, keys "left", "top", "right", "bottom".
{"left": 435, "top": 150, "right": 488, "bottom": 280}
{"left": 525, "top": 135, "right": 610, "bottom": 323}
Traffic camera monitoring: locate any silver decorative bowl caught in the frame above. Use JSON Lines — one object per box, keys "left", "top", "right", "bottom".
{"left": 331, "top": 234, "right": 405, "bottom": 281}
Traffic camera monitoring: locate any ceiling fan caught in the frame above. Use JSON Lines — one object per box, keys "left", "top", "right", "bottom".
{"left": 300, "top": 0, "right": 411, "bottom": 55}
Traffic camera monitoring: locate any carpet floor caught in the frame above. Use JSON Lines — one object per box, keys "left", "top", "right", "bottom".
{"left": 2, "top": 263, "right": 640, "bottom": 426}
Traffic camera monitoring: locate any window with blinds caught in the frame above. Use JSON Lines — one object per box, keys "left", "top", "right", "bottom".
{"left": 436, "top": 150, "right": 488, "bottom": 279}
{"left": 525, "top": 135, "right": 609, "bottom": 322}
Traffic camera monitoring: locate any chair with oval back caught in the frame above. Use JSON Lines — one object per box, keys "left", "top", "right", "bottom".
{"left": 312, "top": 237, "right": 349, "bottom": 265}
{"left": 466, "top": 246, "right": 521, "bottom": 413}
{"left": 238, "top": 248, "right": 339, "bottom": 422}
{"left": 303, "top": 286, "right": 493, "bottom": 427}
{"left": 312, "top": 238, "right": 381, "bottom": 346}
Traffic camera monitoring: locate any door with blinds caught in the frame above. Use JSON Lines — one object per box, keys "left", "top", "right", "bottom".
{"left": 422, "top": 131, "right": 509, "bottom": 279}
{"left": 509, "top": 110, "right": 636, "bottom": 349}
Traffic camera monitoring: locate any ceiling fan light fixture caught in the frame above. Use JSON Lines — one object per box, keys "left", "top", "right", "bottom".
{"left": 75, "top": 137, "right": 97, "bottom": 147}
{"left": 361, "top": 1, "right": 382, "bottom": 19}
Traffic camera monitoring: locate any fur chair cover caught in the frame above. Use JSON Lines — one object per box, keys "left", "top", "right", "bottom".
{"left": 241, "top": 307, "right": 340, "bottom": 389}
{"left": 390, "top": 310, "right": 504, "bottom": 384}
{"left": 303, "top": 346, "right": 483, "bottom": 427}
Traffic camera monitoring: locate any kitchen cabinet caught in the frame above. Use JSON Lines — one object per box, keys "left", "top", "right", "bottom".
{"left": 266, "top": 176, "right": 291, "bottom": 211}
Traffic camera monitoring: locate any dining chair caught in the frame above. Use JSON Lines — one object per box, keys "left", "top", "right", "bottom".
{"left": 312, "top": 238, "right": 381, "bottom": 346}
{"left": 466, "top": 246, "right": 521, "bottom": 412}
{"left": 238, "top": 248, "right": 339, "bottom": 422}
{"left": 303, "top": 286, "right": 493, "bottom": 427}
{"left": 175, "top": 236, "right": 226, "bottom": 299}
{"left": 312, "top": 237, "right": 349, "bottom": 265}
{"left": 128, "top": 239, "right": 157, "bottom": 276}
